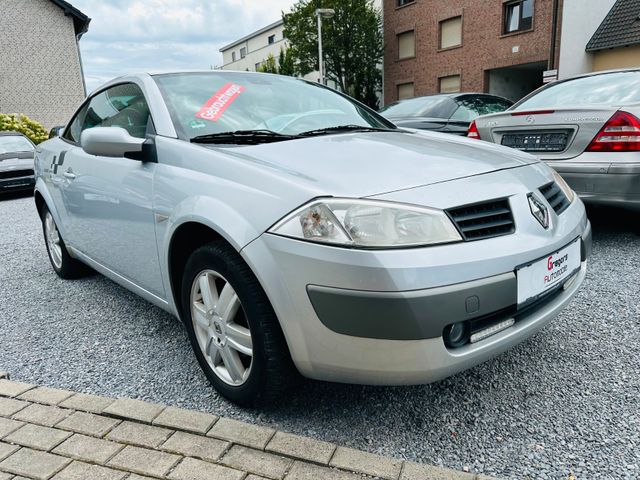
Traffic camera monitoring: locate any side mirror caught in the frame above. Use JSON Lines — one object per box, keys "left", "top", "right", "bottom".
{"left": 80, "top": 127, "right": 145, "bottom": 158}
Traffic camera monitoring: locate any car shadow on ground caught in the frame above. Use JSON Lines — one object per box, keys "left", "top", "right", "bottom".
{"left": 586, "top": 204, "right": 639, "bottom": 235}
{"left": 0, "top": 190, "right": 33, "bottom": 202}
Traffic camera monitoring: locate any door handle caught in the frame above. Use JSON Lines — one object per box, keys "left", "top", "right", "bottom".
{"left": 63, "top": 169, "right": 76, "bottom": 180}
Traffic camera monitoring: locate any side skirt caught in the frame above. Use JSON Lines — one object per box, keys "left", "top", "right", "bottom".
{"left": 67, "top": 245, "right": 174, "bottom": 315}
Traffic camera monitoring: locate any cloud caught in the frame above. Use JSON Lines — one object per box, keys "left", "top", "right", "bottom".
{"left": 71, "top": 0, "right": 296, "bottom": 92}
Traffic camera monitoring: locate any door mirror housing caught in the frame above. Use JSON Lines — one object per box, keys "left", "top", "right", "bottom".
{"left": 80, "top": 127, "right": 145, "bottom": 158}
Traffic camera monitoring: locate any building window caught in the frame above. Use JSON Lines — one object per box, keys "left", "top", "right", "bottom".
{"left": 240, "top": 47, "right": 247, "bottom": 58}
{"left": 397, "top": 30, "right": 415, "bottom": 60}
{"left": 503, "top": 0, "right": 533, "bottom": 34}
{"left": 231, "top": 51, "right": 236, "bottom": 62}
{"left": 397, "top": 82, "right": 415, "bottom": 100}
{"left": 439, "top": 75, "right": 461, "bottom": 93}
{"left": 255, "top": 62, "right": 261, "bottom": 71}
{"left": 440, "top": 16, "right": 462, "bottom": 49}
{"left": 397, "top": 0, "right": 415, "bottom": 6}
{"left": 268, "top": 34, "right": 276, "bottom": 44}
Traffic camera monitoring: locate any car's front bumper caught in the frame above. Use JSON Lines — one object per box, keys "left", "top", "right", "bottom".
{"left": 0, "top": 172, "right": 35, "bottom": 192}
{"left": 241, "top": 187, "right": 590, "bottom": 385}
{"left": 545, "top": 156, "right": 640, "bottom": 210}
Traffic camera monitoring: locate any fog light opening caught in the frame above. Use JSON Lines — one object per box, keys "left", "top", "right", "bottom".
{"left": 444, "top": 321, "right": 470, "bottom": 348}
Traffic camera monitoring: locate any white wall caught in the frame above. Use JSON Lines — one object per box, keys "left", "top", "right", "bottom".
{"left": 558, "top": 0, "right": 616, "bottom": 80}
{"left": 221, "top": 23, "right": 286, "bottom": 71}
{"left": 0, "top": 0, "right": 86, "bottom": 128}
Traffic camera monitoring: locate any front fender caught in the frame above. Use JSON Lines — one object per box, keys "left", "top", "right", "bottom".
{"left": 157, "top": 195, "right": 261, "bottom": 315}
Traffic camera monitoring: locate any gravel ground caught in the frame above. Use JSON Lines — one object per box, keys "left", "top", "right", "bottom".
{"left": 0, "top": 193, "right": 638, "bottom": 480}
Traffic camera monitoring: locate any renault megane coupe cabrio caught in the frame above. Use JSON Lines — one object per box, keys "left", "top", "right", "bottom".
{"left": 34, "top": 71, "right": 591, "bottom": 405}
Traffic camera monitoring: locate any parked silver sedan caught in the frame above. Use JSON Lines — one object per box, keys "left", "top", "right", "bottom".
{"left": 0, "top": 132, "right": 35, "bottom": 193}
{"left": 470, "top": 69, "right": 640, "bottom": 210}
{"left": 34, "top": 71, "right": 591, "bottom": 405}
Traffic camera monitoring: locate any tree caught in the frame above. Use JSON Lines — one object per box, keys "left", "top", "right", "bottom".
{"left": 257, "top": 48, "right": 296, "bottom": 76}
{"left": 258, "top": 54, "right": 279, "bottom": 74}
{"left": 278, "top": 48, "right": 296, "bottom": 76}
{"left": 282, "top": 0, "right": 383, "bottom": 109}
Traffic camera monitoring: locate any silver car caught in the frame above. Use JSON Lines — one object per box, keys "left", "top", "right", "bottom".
{"left": 34, "top": 71, "right": 591, "bottom": 406}
{"left": 0, "top": 132, "right": 35, "bottom": 193}
{"left": 470, "top": 69, "right": 640, "bottom": 210}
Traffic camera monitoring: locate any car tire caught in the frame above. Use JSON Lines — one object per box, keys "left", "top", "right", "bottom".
{"left": 41, "top": 206, "right": 90, "bottom": 279}
{"left": 181, "top": 242, "right": 295, "bottom": 406}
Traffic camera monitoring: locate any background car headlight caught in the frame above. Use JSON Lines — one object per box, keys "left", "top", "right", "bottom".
{"left": 552, "top": 170, "right": 575, "bottom": 203}
{"left": 269, "top": 199, "right": 462, "bottom": 248}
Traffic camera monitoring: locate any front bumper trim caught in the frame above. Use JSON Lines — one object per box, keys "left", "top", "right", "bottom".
{"left": 308, "top": 221, "right": 593, "bottom": 342}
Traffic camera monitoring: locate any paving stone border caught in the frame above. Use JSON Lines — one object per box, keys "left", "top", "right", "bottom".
{"left": 0, "top": 378, "right": 497, "bottom": 480}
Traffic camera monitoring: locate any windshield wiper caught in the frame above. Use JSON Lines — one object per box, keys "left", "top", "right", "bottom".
{"left": 298, "top": 124, "right": 396, "bottom": 137}
{"left": 191, "top": 129, "right": 299, "bottom": 145}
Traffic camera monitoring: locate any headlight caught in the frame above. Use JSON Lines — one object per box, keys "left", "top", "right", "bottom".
{"left": 552, "top": 170, "right": 575, "bottom": 203}
{"left": 269, "top": 198, "right": 462, "bottom": 248}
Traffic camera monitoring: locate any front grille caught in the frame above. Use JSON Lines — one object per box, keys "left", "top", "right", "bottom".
{"left": 0, "top": 169, "right": 33, "bottom": 180}
{"left": 446, "top": 198, "right": 515, "bottom": 241}
{"left": 539, "top": 181, "right": 570, "bottom": 215}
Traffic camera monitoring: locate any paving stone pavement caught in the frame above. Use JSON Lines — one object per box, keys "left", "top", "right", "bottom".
{"left": 0, "top": 378, "right": 497, "bottom": 480}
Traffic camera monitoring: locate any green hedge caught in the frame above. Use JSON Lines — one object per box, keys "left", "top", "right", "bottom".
{"left": 0, "top": 113, "right": 49, "bottom": 144}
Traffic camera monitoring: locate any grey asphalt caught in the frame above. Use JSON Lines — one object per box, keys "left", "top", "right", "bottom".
{"left": 0, "top": 193, "right": 638, "bottom": 480}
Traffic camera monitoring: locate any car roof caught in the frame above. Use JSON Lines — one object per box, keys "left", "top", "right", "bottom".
{"left": 390, "top": 92, "right": 511, "bottom": 104}
{"left": 561, "top": 67, "right": 640, "bottom": 82}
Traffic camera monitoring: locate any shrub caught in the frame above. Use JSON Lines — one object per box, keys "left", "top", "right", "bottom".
{"left": 0, "top": 113, "right": 49, "bottom": 144}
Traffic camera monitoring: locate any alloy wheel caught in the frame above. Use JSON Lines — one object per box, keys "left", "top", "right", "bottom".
{"left": 44, "top": 211, "right": 63, "bottom": 270}
{"left": 190, "top": 270, "right": 253, "bottom": 386}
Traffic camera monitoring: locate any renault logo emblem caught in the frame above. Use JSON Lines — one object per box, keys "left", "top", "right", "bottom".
{"left": 528, "top": 194, "right": 550, "bottom": 229}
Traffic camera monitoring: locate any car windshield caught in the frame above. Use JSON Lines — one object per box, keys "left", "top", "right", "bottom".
{"left": 379, "top": 96, "right": 455, "bottom": 118}
{"left": 153, "top": 72, "right": 393, "bottom": 140}
{"left": 513, "top": 71, "right": 640, "bottom": 110}
{"left": 0, "top": 135, "right": 33, "bottom": 154}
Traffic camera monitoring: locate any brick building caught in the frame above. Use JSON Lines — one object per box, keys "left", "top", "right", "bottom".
{"left": 383, "top": 0, "right": 562, "bottom": 104}
{"left": 0, "top": 0, "right": 90, "bottom": 129}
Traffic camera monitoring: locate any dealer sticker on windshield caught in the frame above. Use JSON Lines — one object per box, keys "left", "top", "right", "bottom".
{"left": 196, "top": 83, "right": 245, "bottom": 122}
{"left": 516, "top": 238, "right": 581, "bottom": 305}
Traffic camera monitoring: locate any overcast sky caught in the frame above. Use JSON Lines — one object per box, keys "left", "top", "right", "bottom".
{"left": 72, "top": 0, "right": 296, "bottom": 93}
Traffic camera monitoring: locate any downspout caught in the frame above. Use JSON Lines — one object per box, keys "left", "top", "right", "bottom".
{"left": 76, "top": 33, "right": 88, "bottom": 97}
{"left": 549, "top": 0, "right": 560, "bottom": 70}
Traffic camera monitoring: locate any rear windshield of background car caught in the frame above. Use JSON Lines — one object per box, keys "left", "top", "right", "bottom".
{"left": 153, "top": 72, "right": 390, "bottom": 140}
{"left": 450, "top": 96, "right": 513, "bottom": 122}
{"left": 379, "top": 96, "right": 456, "bottom": 119}
{"left": 513, "top": 71, "right": 640, "bottom": 110}
{"left": 0, "top": 135, "right": 33, "bottom": 154}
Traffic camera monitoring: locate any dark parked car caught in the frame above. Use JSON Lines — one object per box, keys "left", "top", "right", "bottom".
{"left": 0, "top": 132, "right": 35, "bottom": 193}
{"left": 49, "top": 126, "right": 65, "bottom": 139}
{"left": 380, "top": 93, "right": 513, "bottom": 135}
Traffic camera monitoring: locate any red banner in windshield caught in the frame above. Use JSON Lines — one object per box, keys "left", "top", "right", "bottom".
{"left": 196, "top": 83, "right": 245, "bottom": 122}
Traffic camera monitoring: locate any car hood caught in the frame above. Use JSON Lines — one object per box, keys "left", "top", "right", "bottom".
{"left": 215, "top": 130, "right": 538, "bottom": 198}
{"left": 0, "top": 151, "right": 34, "bottom": 171}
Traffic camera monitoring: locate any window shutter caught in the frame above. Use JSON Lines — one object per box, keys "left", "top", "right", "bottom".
{"left": 397, "top": 82, "right": 415, "bottom": 100}
{"left": 440, "top": 17, "right": 462, "bottom": 49}
{"left": 439, "top": 75, "right": 461, "bottom": 93}
{"left": 398, "top": 31, "right": 415, "bottom": 59}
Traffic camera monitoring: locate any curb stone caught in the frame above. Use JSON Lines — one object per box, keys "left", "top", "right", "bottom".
{"left": 0, "top": 375, "right": 500, "bottom": 480}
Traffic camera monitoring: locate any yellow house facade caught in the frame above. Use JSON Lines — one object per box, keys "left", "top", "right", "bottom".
{"left": 586, "top": 0, "right": 640, "bottom": 72}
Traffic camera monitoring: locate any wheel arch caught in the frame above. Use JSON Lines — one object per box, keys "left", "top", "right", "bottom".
{"left": 167, "top": 221, "right": 226, "bottom": 319}
{"left": 34, "top": 189, "right": 46, "bottom": 218}
{"left": 33, "top": 182, "right": 68, "bottom": 239}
